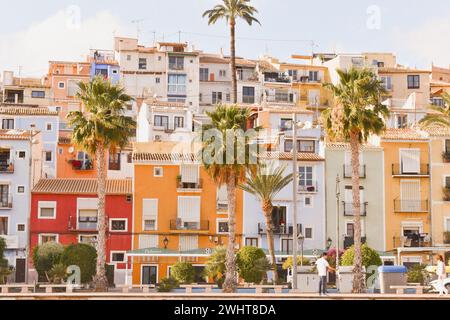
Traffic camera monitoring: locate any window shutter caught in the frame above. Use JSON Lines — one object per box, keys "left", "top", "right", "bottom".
{"left": 401, "top": 149, "right": 420, "bottom": 173}
{"left": 401, "top": 180, "right": 420, "bottom": 211}
{"left": 143, "top": 199, "right": 158, "bottom": 226}
{"left": 177, "top": 196, "right": 200, "bottom": 222}
{"left": 179, "top": 235, "right": 198, "bottom": 251}
{"left": 139, "top": 234, "right": 158, "bottom": 249}
{"left": 181, "top": 165, "right": 198, "bottom": 183}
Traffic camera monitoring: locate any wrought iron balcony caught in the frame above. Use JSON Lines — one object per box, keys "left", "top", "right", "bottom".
{"left": 342, "top": 201, "right": 368, "bottom": 216}
{"left": 343, "top": 165, "right": 366, "bottom": 179}
{"left": 343, "top": 236, "right": 366, "bottom": 249}
{"left": 391, "top": 163, "right": 429, "bottom": 176}
{"left": 177, "top": 179, "right": 203, "bottom": 190}
{"left": 393, "top": 235, "right": 430, "bottom": 248}
{"left": 170, "top": 219, "right": 209, "bottom": 231}
{"left": 298, "top": 182, "right": 318, "bottom": 193}
{"left": 257, "top": 223, "right": 302, "bottom": 235}
{"left": 393, "top": 199, "right": 428, "bottom": 213}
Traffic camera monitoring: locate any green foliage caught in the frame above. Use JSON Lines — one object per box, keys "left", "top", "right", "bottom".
{"left": 203, "top": 0, "right": 261, "bottom": 26}
{"left": 32, "top": 242, "right": 64, "bottom": 281}
{"left": 236, "top": 246, "right": 270, "bottom": 283}
{"left": 420, "top": 92, "right": 450, "bottom": 128}
{"left": 0, "top": 237, "right": 11, "bottom": 284}
{"left": 341, "top": 244, "right": 382, "bottom": 268}
{"left": 158, "top": 277, "right": 180, "bottom": 292}
{"left": 205, "top": 246, "right": 227, "bottom": 287}
{"left": 48, "top": 263, "right": 68, "bottom": 284}
{"left": 407, "top": 264, "right": 430, "bottom": 285}
{"left": 282, "top": 256, "right": 311, "bottom": 270}
{"left": 171, "top": 261, "right": 195, "bottom": 284}
{"left": 60, "top": 244, "right": 97, "bottom": 284}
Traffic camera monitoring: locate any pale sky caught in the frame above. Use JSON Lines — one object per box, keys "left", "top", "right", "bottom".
{"left": 1, "top": 0, "right": 449, "bottom": 77}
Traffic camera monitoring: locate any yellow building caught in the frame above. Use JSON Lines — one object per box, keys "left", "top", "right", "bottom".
{"left": 380, "top": 129, "right": 433, "bottom": 266}
{"left": 129, "top": 141, "right": 243, "bottom": 285}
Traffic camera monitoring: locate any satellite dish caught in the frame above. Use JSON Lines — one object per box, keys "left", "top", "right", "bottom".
{"left": 68, "top": 147, "right": 75, "bottom": 154}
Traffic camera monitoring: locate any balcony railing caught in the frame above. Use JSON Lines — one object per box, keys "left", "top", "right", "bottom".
{"left": 343, "top": 165, "right": 366, "bottom": 179}
{"left": 217, "top": 201, "right": 228, "bottom": 211}
{"left": 258, "top": 223, "right": 302, "bottom": 235}
{"left": 298, "top": 182, "right": 318, "bottom": 193}
{"left": 169, "top": 63, "right": 184, "bottom": 71}
{"left": 0, "top": 161, "right": 14, "bottom": 173}
{"left": 391, "top": 163, "right": 430, "bottom": 176}
{"left": 393, "top": 199, "right": 428, "bottom": 213}
{"left": 177, "top": 179, "right": 203, "bottom": 190}
{"left": 68, "top": 159, "right": 93, "bottom": 171}
{"left": 343, "top": 236, "right": 366, "bottom": 249}
{"left": 343, "top": 202, "right": 368, "bottom": 216}
{"left": 170, "top": 219, "right": 209, "bottom": 231}
{"left": 393, "top": 235, "right": 431, "bottom": 248}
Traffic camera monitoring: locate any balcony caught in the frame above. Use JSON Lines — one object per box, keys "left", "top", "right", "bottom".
{"left": 0, "top": 195, "right": 13, "bottom": 209}
{"left": 217, "top": 201, "right": 228, "bottom": 212}
{"left": 343, "top": 236, "right": 366, "bottom": 249}
{"left": 68, "top": 159, "right": 93, "bottom": 171}
{"left": 394, "top": 199, "right": 428, "bottom": 213}
{"left": 343, "top": 202, "right": 368, "bottom": 216}
{"left": 343, "top": 165, "right": 366, "bottom": 179}
{"left": 0, "top": 161, "right": 14, "bottom": 174}
{"left": 298, "top": 182, "right": 318, "bottom": 193}
{"left": 391, "top": 164, "right": 429, "bottom": 177}
{"left": 177, "top": 179, "right": 203, "bottom": 191}
{"left": 257, "top": 223, "right": 302, "bottom": 235}
{"left": 264, "top": 73, "right": 291, "bottom": 83}
{"left": 169, "top": 63, "right": 184, "bottom": 71}
{"left": 393, "top": 235, "right": 431, "bottom": 248}
{"left": 170, "top": 219, "right": 209, "bottom": 231}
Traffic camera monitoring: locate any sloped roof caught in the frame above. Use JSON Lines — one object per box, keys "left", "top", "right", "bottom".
{"left": 259, "top": 151, "right": 324, "bottom": 161}
{"left": 381, "top": 128, "right": 428, "bottom": 141}
{"left": 0, "top": 106, "right": 58, "bottom": 116}
{"left": 32, "top": 179, "right": 132, "bottom": 195}
{"left": 133, "top": 152, "right": 198, "bottom": 162}
{"left": 0, "top": 129, "right": 36, "bottom": 140}
{"left": 423, "top": 126, "right": 450, "bottom": 137}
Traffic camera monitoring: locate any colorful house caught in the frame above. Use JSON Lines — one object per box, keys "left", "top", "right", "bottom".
{"left": 89, "top": 49, "right": 120, "bottom": 84}
{"left": 129, "top": 141, "right": 243, "bottom": 285}
{"left": 29, "top": 178, "right": 133, "bottom": 284}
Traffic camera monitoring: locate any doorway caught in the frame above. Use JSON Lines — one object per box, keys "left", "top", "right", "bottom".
{"left": 141, "top": 265, "right": 157, "bottom": 285}
{"left": 15, "top": 258, "right": 26, "bottom": 283}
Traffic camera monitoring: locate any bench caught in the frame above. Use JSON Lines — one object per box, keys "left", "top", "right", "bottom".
{"left": 180, "top": 284, "right": 216, "bottom": 293}
{"left": 116, "top": 284, "right": 155, "bottom": 293}
{"left": 39, "top": 284, "right": 81, "bottom": 293}
{"left": 0, "top": 284, "right": 35, "bottom": 294}
{"left": 390, "top": 284, "right": 428, "bottom": 294}
{"left": 254, "top": 285, "right": 287, "bottom": 294}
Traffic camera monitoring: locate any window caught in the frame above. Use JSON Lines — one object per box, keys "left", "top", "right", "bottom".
{"left": 45, "top": 151, "right": 52, "bottom": 162}
{"left": 396, "top": 114, "right": 408, "bottom": 129}
{"left": 0, "top": 185, "right": 10, "bottom": 208}
{"left": 110, "top": 251, "right": 126, "bottom": 263}
{"left": 288, "top": 69, "right": 298, "bottom": 80}
{"left": 174, "top": 116, "right": 184, "bottom": 129}
{"left": 46, "top": 123, "right": 52, "bottom": 131}
{"left": 169, "top": 56, "right": 184, "bottom": 70}
{"left": 431, "top": 97, "right": 444, "bottom": 106}
{"left": 309, "top": 71, "right": 319, "bottom": 82}
{"left": 446, "top": 139, "right": 450, "bottom": 153}
{"left": 67, "top": 80, "right": 79, "bottom": 97}
{"left": 284, "top": 139, "right": 315, "bottom": 153}
{"left": 245, "top": 238, "right": 258, "bottom": 247}
{"left": 154, "top": 167, "right": 163, "bottom": 177}
{"left": 126, "top": 195, "right": 132, "bottom": 202}
{"left": 280, "top": 118, "right": 291, "bottom": 131}
{"left": 17, "top": 186, "right": 25, "bottom": 193}
{"left": 108, "top": 152, "right": 121, "bottom": 171}
{"left": 445, "top": 176, "right": 450, "bottom": 188}
{"left": 217, "top": 220, "right": 229, "bottom": 234}
{"left": 17, "top": 224, "right": 25, "bottom": 232}
{"left": 237, "top": 68, "right": 243, "bottom": 80}
{"left": 112, "top": 69, "right": 118, "bottom": 74}
{"left": 304, "top": 196, "right": 312, "bottom": 207}
{"left": 2, "top": 119, "right": 14, "bottom": 129}
{"left": 271, "top": 206, "right": 287, "bottom": 233}
{"left": 242, "top": 86, "right": 255, "bottom": 104}
{"left": 126, "top": 55, "right": 131, "bottom": 61}
{"left": 407, "top": 75, "right": 420, "bottom": 89}
{"left": 346, "top": 223, "right": 355, "bottom": 237}
{"left": 143, "top": 199, "right": 158, "bottom": 231}
{"left": 155, "top": 77, "right": 160, "bottom": 84}
{"left": 139, "top": 58, "right": 147, "bottom": 70}
{"left": 58, "top": 82, "right": 65, "bottom": 89}
{"left": 39, "top": 234, "right": 58, "bottom": 244}
{"left": 158, "top": 56, "right": 162, "bottom": 61}
{"left": 226, "top": 93, "right": 230, "bottom": 102}
{"left": 281, "top": 238, "right": 293, "bottom": 253}
{"left": 168, "top": 74, "right": 186, "bottom": 94}
{"left": 144, "top": 219, "right": 156, "bottom": 231}
{"left": 110, "top": 219, "right": 127, "bottom": 232}
{"left": 400, "top": 149, "right": 420, "bottom": 174}
{"left": 154, "top": 115, "right": 169, "bottom": 129}
{"left": 0, "top": 217, "right": 7, "bottom": 235}
{"left": 18, "top": 151, "right": 26, "bottom": 159}
{"left": 31, "top": 91, "right": 45, "bottom": 98}
{"left": 200, "top": 68, "right": 209, "bottom": 81}
{"left": 380, "top": 76, "right": 393, "bottom": 91}
{"left": 127, "top": 153, "right": 132, "bottom": 164}
{"left": 299, "top": 166, "right": 314, "bottom": 188}
{"left": 305, "top": 227, "right": 313, "bottom": 239}
{"left": 78, "top": 210, "right": 98, "bottom": 230}
{"left": 219, "top": 70, "right": 226, "bottom": 77}
{"left": 38, "top": 201, "right": 56, "bottom": 219}
{"left": 212, "top": 92, "right": 222, "bottom": 104}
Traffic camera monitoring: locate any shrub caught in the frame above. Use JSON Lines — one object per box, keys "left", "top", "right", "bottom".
{"left": 0, "top": 238, "right": 11, "bottom": 284}
{"left": 60, "top": 244, "right": 97, "bottom": 284}
{"left": 171, "top": 261, "right": 195, "bottom": 284}
{"left": 325, "top": 248, "right": 345, "bottom": 268}
{"left": 282, "top": 256, "right": 311, "bottom": 270}
{"left": 205, "top": 246, "right": 226, "bottom": 287}
{"left": 158, "top": 277, "right": 180, "bottom": 292}
{"left": 48, "top": 263, "right": 68, "bottom": 284}
{"left": 236, "top": 246, "right": 270, "bottom": 284}
{"left": 341, "top": 244, "right": 382, "bottom": 269}
{"left": 407, "top": 264, "right": 430, "bottom": 285}
{"left": 32, "top": 242, "right": 64, "bottom": 281}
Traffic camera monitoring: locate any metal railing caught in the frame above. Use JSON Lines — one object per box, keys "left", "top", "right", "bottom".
{"left": 257, "top": 223, "right": 302, "bottom": 235}
{"left": 170, "top": 219, "right": 209, "bottom": 231}
{"left": 177, "top": 179, "right": 203, "bottom": 190}
{"left": 343, "top": 165, "right": 366, "bottom": 178}
{"left": 393, "top": 199, "right": 428, "bottom": 213}
{"left": 0, "top": 160, "right": 14, "bottom": 173}
{"left": 391, "top": 163, "right": 429, "bottom": 176}
{"left": 343, "top": 236, "right": 366, "bottom": 249}
{"left": 343, "top": 202, "right": 368, "bottom": 216}
{"left": 393, "top": 236, "right": 430, "bottom": 248}
{"left": 298, "top": 181, "right": 318, "bottom": 193}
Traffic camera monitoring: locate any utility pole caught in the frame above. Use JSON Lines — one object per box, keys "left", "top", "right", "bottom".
{"left": 335, "top": 174, "right": 341, "bottom": 291}
{"left": 291, "top": 113, "right": 299, "bottom": 291}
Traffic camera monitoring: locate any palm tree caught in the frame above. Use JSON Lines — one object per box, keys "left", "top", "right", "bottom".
{"left": 322, "top": 68, "right": 389, "bottom": 293}
{"left": 201, "top": 104, "right": 255, "bottom": 292}
{"left": 203, "top": 0, "right": 260, "bottom": 103}
{"left": 239, "top": 164, "right": 293, "bottom": 284}
{"left": 67, "top": 76, "right": 136, "bottom": 291}
{"left": 420, "top": 92, "right": 450, "bottom": 128}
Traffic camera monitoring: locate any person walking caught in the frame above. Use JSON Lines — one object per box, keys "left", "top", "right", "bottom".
{"left": 436, "top": 254, "right": 448, "bottom": 296}
{"left": 315, "top": 252, "right": 335, "bottom": 296}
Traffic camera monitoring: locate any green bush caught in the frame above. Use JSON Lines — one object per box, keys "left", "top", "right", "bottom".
{"left": 32, "top": 242, "right": 64, "bottom": 282}
{"left": 60, "top": 244, "right": 97, "bottom": 284}
{"left": 0, "top": 238, "right": 11, "bottom": 284}
{"left": 48, "top": 263, "right": 68, "bottom": 284}
{"left": 341, "top": 244, "right": 382, "bottom": 269}
{"left": 205, "top": 246, "right": 227, "bottom": 287}
{"left": 407, "top": 264, "right": 429, "bottom": 285}
{"left": 158, "top": 277, "right": 180, "bottom": 292}
{"left": 282, "top": 256, "right": 311, "bottom": 270}
{"left": 171, "top": 261, "right": 195, "bottom": 284}
{"left": 236, "top": 246, "right": 270, "bottom": 284}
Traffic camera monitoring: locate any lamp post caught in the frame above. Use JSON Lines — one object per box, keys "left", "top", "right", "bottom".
{"left": 298, "top": 232, "right": 305, "bottom": 267}
{"left": 163, "top": 237, "right": 169, "bottom": 249}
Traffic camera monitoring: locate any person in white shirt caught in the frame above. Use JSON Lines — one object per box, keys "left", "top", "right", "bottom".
{"left": 436, "top": 254, "right": 448, "bottom": 296}
{"left": 315, "top": 252, "right": 335, "bottom": 296}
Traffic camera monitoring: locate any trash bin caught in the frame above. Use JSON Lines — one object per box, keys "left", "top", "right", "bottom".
{"left": 337, "top": 266, "right": 366, "bottom": 293}
{"left": 378, "top": 265, "right": 407, "bottom": 294}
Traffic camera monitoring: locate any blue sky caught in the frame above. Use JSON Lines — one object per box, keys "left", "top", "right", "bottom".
{"left": 1, "top": 0, "right": 449, "bottom": 77}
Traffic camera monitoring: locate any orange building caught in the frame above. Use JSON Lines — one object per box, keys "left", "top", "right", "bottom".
{"left": 128, "top": 141, "right": 243, "bottom": 285}
{"left": 56, "top": 134, "right": 98, "bottom": 178}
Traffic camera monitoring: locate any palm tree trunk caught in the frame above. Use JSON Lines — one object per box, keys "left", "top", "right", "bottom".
{"left": 263, "top": 202, "right": 278, "bottom": 284}
{"left": 350, "top": 132, "right": 365, "bottom": 293}
{"left": 223, "top": 172, "right": 237, "bottom": 293}
{"left": 230, "top": 19, "right": 237, "bottom": 104}
{"left": 93, "top": 144, "right": 108, "bottom": 291}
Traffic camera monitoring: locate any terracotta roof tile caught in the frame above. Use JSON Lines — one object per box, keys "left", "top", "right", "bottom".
{"left": 0, "top": 129, "right": 35, "bottom": 140}
{"left": 133, "top": 152, "right": 198, "bottom": 162}
{"left": 423, "top": 126, "right": 450, "bottom": 137}
{"left": 0, "top": 106, "right": 58, "bottom": 116}
{"left": 325, "top": 142, "right": 381, "bottom": 150}
{"left": 32, "top": 179, "right": 132, "bottom": 195}
{"left": 381, "top": 128, "right": 428, "bottom": 141}
{"left": 259, "top": 152, "right": 324, "bottom": 161}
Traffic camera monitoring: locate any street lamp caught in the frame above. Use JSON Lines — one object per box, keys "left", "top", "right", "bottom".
{"left": 163, "top": 237, "right": 169, "bottom": 249}
{"left": 326, "top": 237, "right": 333, "bottom": 250}
{"left": 297, "top": 232, "right": 305, "bottom": 267}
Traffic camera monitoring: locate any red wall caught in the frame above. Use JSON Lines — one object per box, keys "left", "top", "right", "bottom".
{"left": 30, "top": 193, "right": 132, "bottom": 270}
